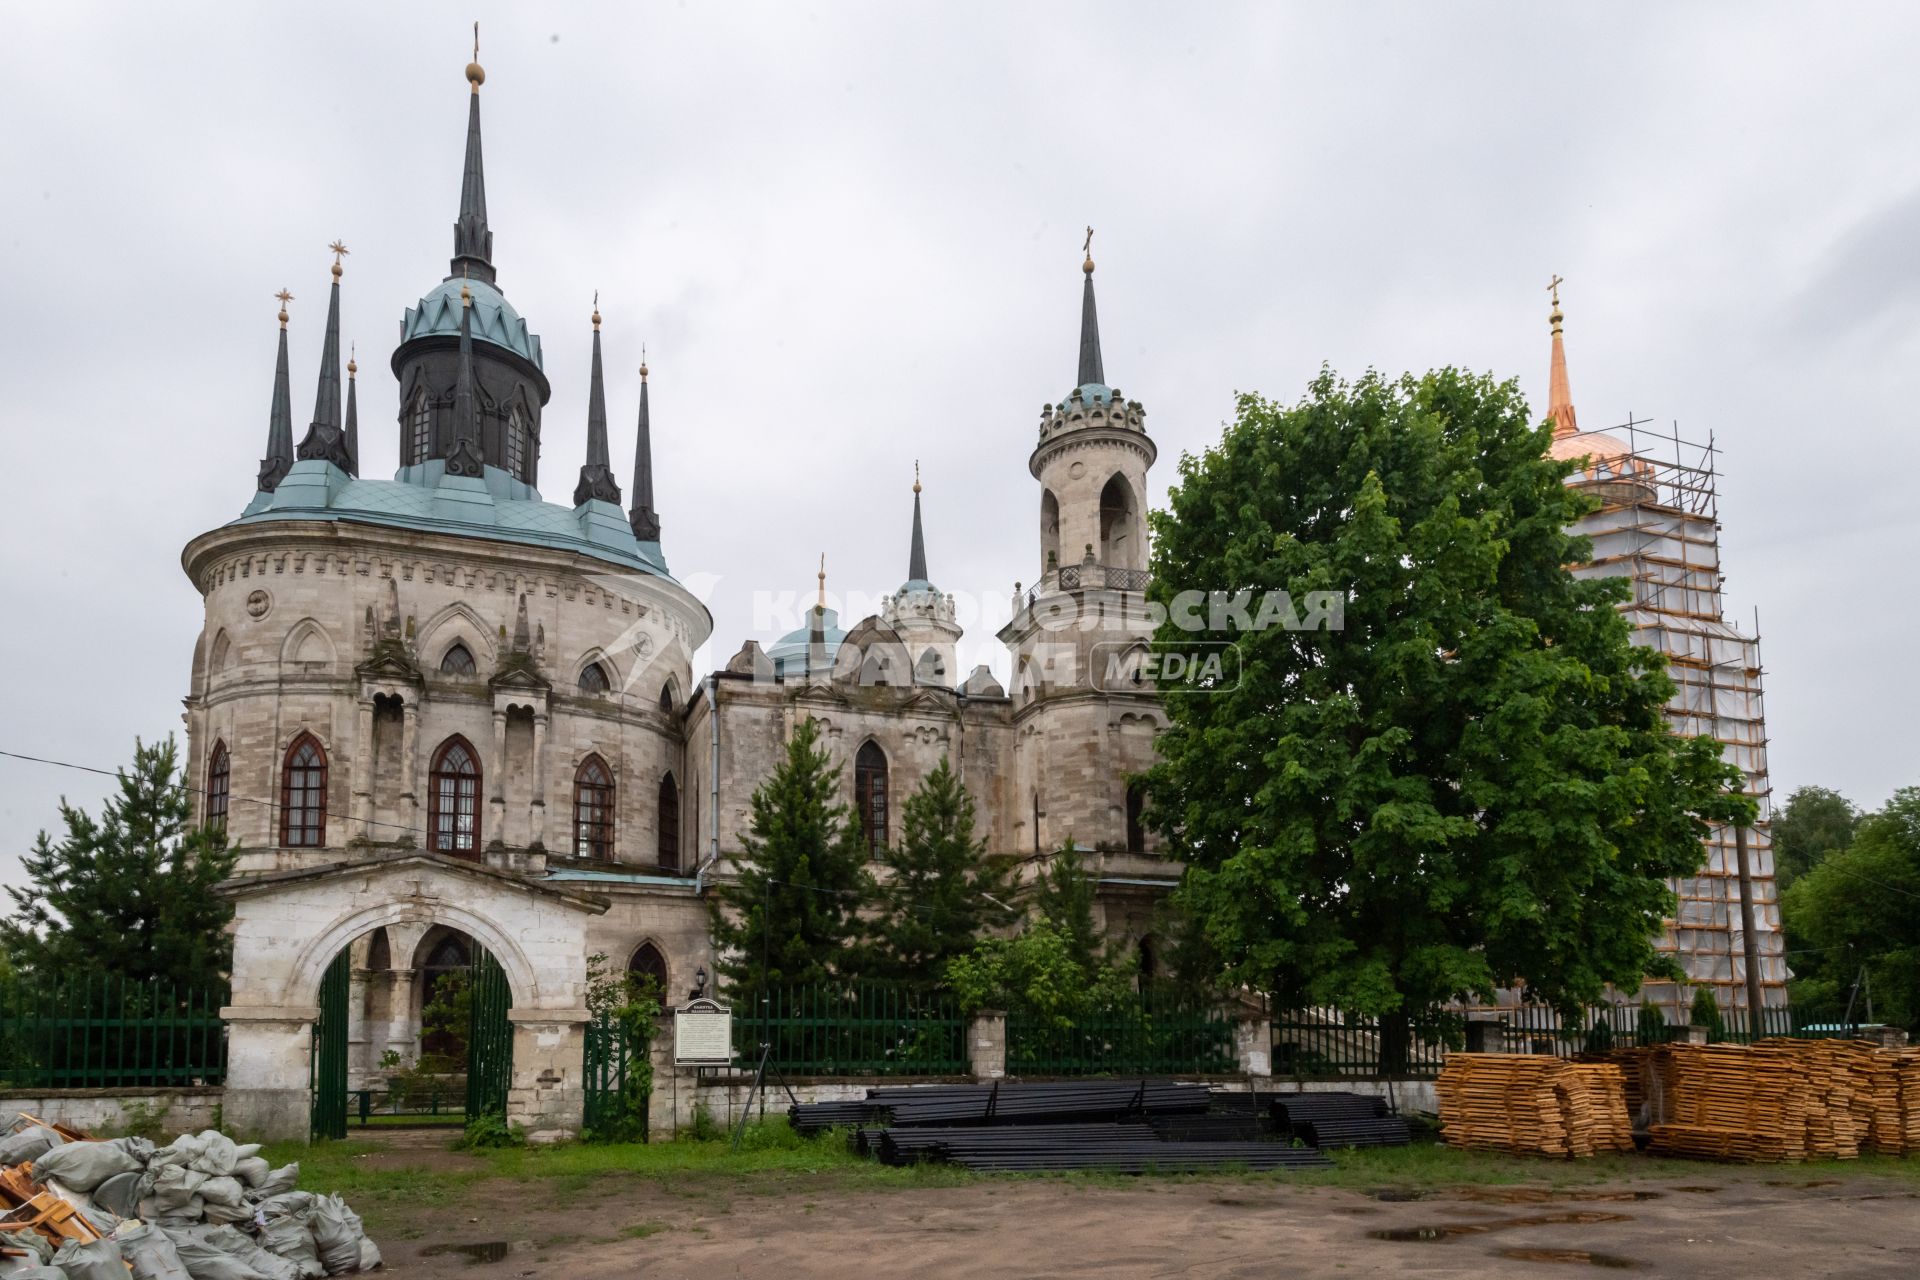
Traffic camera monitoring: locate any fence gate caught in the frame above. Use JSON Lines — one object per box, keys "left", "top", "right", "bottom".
{"left": 464, "top": 945, "right": 513, "bottom": 1119}
{"left": 309, "top": 949, "right": 351, "bottom": 1140}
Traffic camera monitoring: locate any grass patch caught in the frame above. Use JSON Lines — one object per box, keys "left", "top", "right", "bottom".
{"left": 618, "top": 1222, "right": 668, "bottom": 1239}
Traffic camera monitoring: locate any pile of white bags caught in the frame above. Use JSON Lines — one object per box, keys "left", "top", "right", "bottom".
{"left": 0, "top": 1125, "right": 379, "bottom": 1280}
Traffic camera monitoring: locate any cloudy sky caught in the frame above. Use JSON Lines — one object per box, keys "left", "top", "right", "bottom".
{"left": 2, "top": 3, "right": 1915, "bottom": 877}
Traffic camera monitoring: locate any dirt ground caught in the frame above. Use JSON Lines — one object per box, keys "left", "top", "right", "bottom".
{"left": 361, "top": 1142, "right": 1920, "bottom": 1279}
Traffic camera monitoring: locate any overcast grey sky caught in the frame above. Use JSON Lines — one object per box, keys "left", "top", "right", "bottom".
{"left": 2, "top": 3, "right": 1916, "bottom": 877}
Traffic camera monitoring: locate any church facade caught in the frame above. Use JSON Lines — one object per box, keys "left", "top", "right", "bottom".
{"left": 186, "top": 55, "right": 1170, "bottom": 1139}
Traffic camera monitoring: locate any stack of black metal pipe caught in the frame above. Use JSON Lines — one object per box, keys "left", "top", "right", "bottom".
{"left": 1269, "top": 1091, "right": 1410, "bottom": 1148}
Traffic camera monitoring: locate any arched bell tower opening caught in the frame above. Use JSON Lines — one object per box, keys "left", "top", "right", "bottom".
{"left": 1099, "top": 473, "right": 1141, "bottom": 571}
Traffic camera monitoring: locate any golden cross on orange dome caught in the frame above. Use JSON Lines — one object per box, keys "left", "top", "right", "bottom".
{"left": 1547, "top": 273, "right": 1564, "bottom": 307}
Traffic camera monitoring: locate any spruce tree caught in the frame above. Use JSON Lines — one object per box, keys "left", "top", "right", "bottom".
{"left": 1031, "top": 841, "right": 1105, "bottom": 973}
{"left": 863, "top": 757, "right": 1016, "bottom": 986}
{"left": 2, "top": 736, "right": 236, "bottom": 993}
{"left": 707, "top": 718, "right": 872, "bottom": 989}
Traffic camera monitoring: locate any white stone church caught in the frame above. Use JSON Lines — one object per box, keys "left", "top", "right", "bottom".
{"left": 187, "top": 54, "right": 1169, "bottom": 1139}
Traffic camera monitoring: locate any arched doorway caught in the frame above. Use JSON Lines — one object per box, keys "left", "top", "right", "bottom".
{"left": 309, "top": 923, "right": 514, "bottom": 1139}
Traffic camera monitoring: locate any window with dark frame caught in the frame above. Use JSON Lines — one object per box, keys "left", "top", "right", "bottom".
{"left": 439, "top": 642, "right": 477, "bottom": 676}
{"left": 573, "top": 754, "right": 615, "bottom": 860}
{"left": 1126, "top": 780, "right": 1146, "bottom": 854}
{"left": 206, "top": 741, "right": 230, "bottom": 835}
{"left": 506, "top": 405, "right": 528, "bottom": 479}
{"left": 628, "top": 941, "right": 668, "bottom": 999}
{"left": 407, "top": 391, "right": 432, "bottom": 465}
{"left": 657, "top": 773, "right": 680, "bottom": 871}
{"left": 280, "top": 733, "right": 327, "bottom": 847}
{"left": 429, "top": 737, "right": 481, "bottom": 855}
{"left": 579, "top": 661, "right": 611, "bottom": 694}
{"left": 854, "top": 741, "right": 888, "bottom": 856}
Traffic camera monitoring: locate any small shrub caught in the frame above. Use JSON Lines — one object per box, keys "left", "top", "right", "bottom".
{"left": 686, "top": 1103, "right": 723, "bottom": 1142}
{"left": 1689, "top": 988, "right": 1725, "bottom": 1042}
{"left": 457, "top": 1112, "right": 525, "bottom": 1149}
{"left": 115, "top": 1100, "right": 166, "bottom": 1141}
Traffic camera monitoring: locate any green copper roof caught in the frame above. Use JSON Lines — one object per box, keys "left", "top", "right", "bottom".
{"left": 235, "top": 458, "right": 673, "bottom": 579}
{"left": 401, "top": 277, "right": 543, "bottom": 368}
{"left": 767, "top": 606, "right": 846, "bottom": 678}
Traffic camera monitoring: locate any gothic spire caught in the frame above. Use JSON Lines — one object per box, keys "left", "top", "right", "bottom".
{"left": 257, "top": 290, "right": 295, "bottom": 492}
{"left": 574, "top": 295, "right": 622, "bottom": 505}
{"left": 297, "top": 242, "right": 354, "bottom": 470}
{"left": 1077, "top": 227, "right": 1104, "bottom": 388}
{"left": 446, "top": 278, "right": 485, "bottom": 477}
{"left": 907, "top": 462, "right": 929, "bottom": 584}
{"left": 344, "top": 344, "right": 360, "bottom": 477}
{"left": 1547, "top": 274, "right": 1578, "bottom": 438}
{"left": 629, "top": 347, "right": 661, "bottom": 541}
{"left": 451, "top": 24, "right": 495, "bottom": 285}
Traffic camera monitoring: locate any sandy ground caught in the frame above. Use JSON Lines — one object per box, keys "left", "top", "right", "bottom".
{"left": 371, "top": 1158, "right": 1920, "bottom": 1279}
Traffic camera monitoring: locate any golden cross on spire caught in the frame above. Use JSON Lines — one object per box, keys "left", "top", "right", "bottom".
{"left": 1083, "top": 226, "right": 1094, "bottom": 256}
{"left": 913, "top": 459, "right": 921, "bottom": 494}
{"left": 817, "top": 553, "right": 827, "bottom": 611}
{"left": 473, "top": 20, "right": 480, "bottom": 61}
{"left": 592, "top": 289, "right": 601, "bottom": 330}
{"left": 640, "top": 342, "right": 648, "bottom": 379}
{"left": 1547, "top": 273, "right": 1564, "bottom": 307}
{"left": 275, "top": 288, "right": 293, "bottom": 327}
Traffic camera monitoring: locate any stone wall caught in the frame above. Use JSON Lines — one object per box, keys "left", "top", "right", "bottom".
{"left": 0, "top": 1088, "right": 224, "bottom": 1137}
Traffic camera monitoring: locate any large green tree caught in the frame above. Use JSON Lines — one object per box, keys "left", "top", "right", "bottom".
{"left": 2, "top": 736, "right": 236, "bottom": 992}
{"left": 1143, "top": 368, "right": 1752, "bottom": 1021}
{"left": 707, "top": 718, "right": 872, "bottom": 989}
{"left": 1029, "top": 842, "right": 1106, "bottom": 973}
{"left": 1771, "top": 785, "right": 1859, "bottom": 891}
{"left": 861, "top": 757, "right": 1016, "bottom": 986}
{"left": 1781, "top": 788, "right": 1920, "bottom": 1029}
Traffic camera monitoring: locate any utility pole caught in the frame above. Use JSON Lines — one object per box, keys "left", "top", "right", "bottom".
{"left": 1733, "top": 824, "right": 1767, "bottom": 1036}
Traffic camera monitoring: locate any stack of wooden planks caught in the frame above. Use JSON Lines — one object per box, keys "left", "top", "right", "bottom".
{"left": 1437, "top": 1054, "right": 1633, "bottom": 1159}
{"left": 1640, "top": 1038, "right": 1920, "bottom": 1162}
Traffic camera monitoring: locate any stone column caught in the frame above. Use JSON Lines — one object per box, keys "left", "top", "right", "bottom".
{"left": 219, "top": 1006, "right": 318, "bottom": 1142}
{"left": 529, "top": 710, "right": 551, "bottom": 851}
{"left": 968, "top": 1010, "right": 1007, "bottom": 1080}
{"left": 382, "top": 968, "right": 418, "bottom": 1064}
{"left": 400, "top": 701, "right": 420, "bottom": 837}
{"left": 504, "top": 1009, "right": 589, "bottom": 1144}
{"left": 1232, "top": 1012, "right": 1272, "bottom": 1078}
{"left": 346, "top": 967, "right": 372, "bottom": 1085}
{"left": 488, "top": 708, "right": 508, "bottom": 843}
{"left": 351, "top": 698, "right": 375, "bottom": 840}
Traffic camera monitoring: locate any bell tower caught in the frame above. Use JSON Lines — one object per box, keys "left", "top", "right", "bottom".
{"left": 1031, "top": 231, "right": 1155, "bottom": 581}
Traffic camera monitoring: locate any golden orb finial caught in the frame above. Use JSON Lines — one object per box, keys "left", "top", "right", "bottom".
{"left": 1547, "top": 273, "right": 1565, "bottom": 334}
{"left": 348, "top": 341, "right": 357, "bottom": 377}
{"left": 913, "top": 460, "right": 922, "bottom": 494}
{"left": 328, "top": 240, "right": 349, "bottom": 280}
{"left": 275, "top": 288, "right": 293, "bottom": 328}
{"left": 467, "top": 22, "right": 485, "bottom": 91}
{"left": 592, "top": 289, "right": 601, "bottom": 331}
{"left": 1082, "top": 225, "right": 1095, "bottom": 274}
{"left": 817, "top": 553, "right": 827, "bottom": 612}
{"left": 639, "top": 342, "right": 648, "bottom": 380}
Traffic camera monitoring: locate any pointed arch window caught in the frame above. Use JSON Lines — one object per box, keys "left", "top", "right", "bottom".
{"left": 658, "top": 681, "right": 676, "bottom": 713}
{"left": 429, "top": 736, "right": 481, "bottom": 856}
{"left": 573, "top": 754, "right": 615, "bottom": 860}
{"left": 1126, "top": 780, "right": 1147, "bottom": 854}
{"left": 206, "top": 741, "right": 230, "bottom": 835}
{"left": 407, "top": 391, "right": 433, "bottom": 466}
{"left": 657, "top": 773, "right": 680, "bottom": 872}
{"left": 505, "top": 404, "right": 529, "bottom": 480}
{"left": 579, "top": 661, "right": 611, "bottom": 694}
{"left": 628, "top": 941, "right": 668, "bottom": 998}
{"left": 439, "top": 642, "right": 477, "bottom": 676}
{"left": 854, "top": 741, "right": 889, "bottom": 856}
{"left": 280, "top": 733, "right": 327, "bottom": 847}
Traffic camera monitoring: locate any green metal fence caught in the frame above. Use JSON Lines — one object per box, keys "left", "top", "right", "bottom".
{"left": 1008, "top": 992, "right": 1235, "bottom": 1077}
{"left": 352, "top": 1083, "right": 467, "bottom": 1126}
{"left": 1270, "top": 1008, "right": 1450, "bottom": 1080}
{"left": 582, "top": 1010, "right": 648, "bottom": 1141}
{"left": 732, "top": 981, "right": 966, "bottom": 1076}
{"left": 1500, "top": 1003, "right": 1852, "bottom": 1053}
{"left": 0, "top": 976, "right": 228, "bottom": 1089}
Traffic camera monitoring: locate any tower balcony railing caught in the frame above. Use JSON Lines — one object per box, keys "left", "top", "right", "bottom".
{"left": 1027, "top": 562, "right": 1151, "bottom": 609}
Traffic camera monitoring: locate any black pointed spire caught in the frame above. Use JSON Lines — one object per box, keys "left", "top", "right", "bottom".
{"left": 907, "top": 463, "right": 929, "bottom": 583}
{"left": 1077, "top": 228, "right": 1104, "bottom": 388}
{"left": 257, "top": 291, "right": 295, "bottom": 492}
{"left": 298, "top": 243, "right": 354, "bottom": 470}
{"left": 574, "top": 297, "right": 622, "bottom": 506}
{"left": 451, "top": 27, "right": 495, "bottom": 285}
{"left": 343, "top": 344, "right": 360, "bottom": 476}
{"left": 629, "top": 347, "right": 661, "bottom": 541}
{"left": 446, "top": 278, "right": 484, "bottom": 477}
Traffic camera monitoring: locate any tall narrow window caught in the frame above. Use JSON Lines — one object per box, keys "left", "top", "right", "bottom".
{"left": 573, "top": 754, "right": 615, "bottom": 860}
{"left": 280, "top": 733, "right": 327, "bottom": 847}
{"left": 505, "top": 405, "right": 528, "bottom": 480}
{"left": 407, "top": 391, "right": 432, "bottom": 465}
{"left": 579, "top": 661, "right": 611, "bottom": 694}
{"left": 206, "top": 741, "right": 230, "bottom": 835}
{"left": 628, "top": 941, "right": 668, "bottom": 998}
{"left": 854, "top": 741, "right": 889, "bottom": 855}
{"left": 657, "top": 773, "right": 680, "bottom": 872}
{"left": 439, "top": 642, "right": 477, "bottom": 675}
{"left": 429, "top": 736, "right": 481, "bottom": 856}
{"left": 1126, "top": 781, "right": 1146, "bottom": 854}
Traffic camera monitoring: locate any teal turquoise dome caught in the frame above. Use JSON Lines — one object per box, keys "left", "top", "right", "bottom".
{"left": 767, "top": 607, "right": 846, "bottom": 678}
{"left": 400, "top": 277, "right": 544, "bottom": 368}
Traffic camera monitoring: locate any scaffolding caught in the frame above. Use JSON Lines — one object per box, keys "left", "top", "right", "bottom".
{"left": 1561, "top": 415, "right": 1786, "bottom": 1018}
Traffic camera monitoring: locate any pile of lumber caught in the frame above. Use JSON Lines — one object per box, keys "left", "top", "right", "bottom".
{"left": 1638, "top": 1038, "right": 1920, "bottom": 1162}
{"left": 1436, "top": 1054, "right": 1633, "bottom": 1159}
